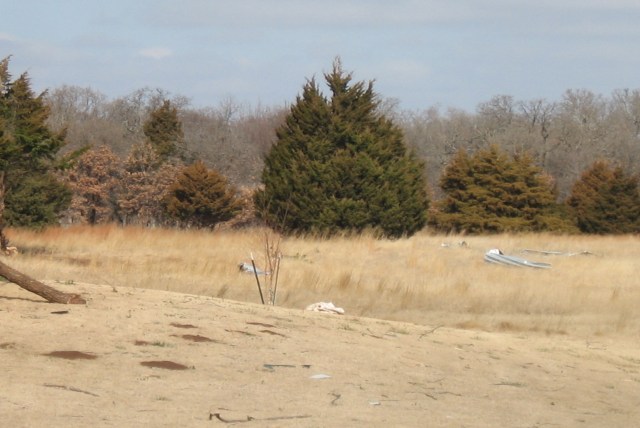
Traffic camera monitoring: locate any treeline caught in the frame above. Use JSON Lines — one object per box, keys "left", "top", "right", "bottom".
{"left": 402, "top": 91, "right": 640, "bottom": 200}
{"left": 45, "top": 85, "right": 286, "bottom": 188}
{"left": 1, "top": 56, "right": 640, "bottom": 239}
{"left": 46, "top": 85, "right": 640, "bottom": 201}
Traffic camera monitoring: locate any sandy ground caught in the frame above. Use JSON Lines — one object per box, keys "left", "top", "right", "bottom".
{"left": 1, "top": 281, "right": 639, "bottom": 427}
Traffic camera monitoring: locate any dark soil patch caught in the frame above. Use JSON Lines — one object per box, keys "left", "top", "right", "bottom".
{"left": 170, "top": 322, "right": 198, "bottom": 329}
{"left": 44, "top": 350, "right": 97, "bottom": 360}
{"left": 178, "top": 334, "right": 216, "bottom": 343}
{"left": 225, "top": 329, "right": 255, "bottom": 336}
{"left": 247, "top": 321, "right": 276, "bottom": 328}
{"left": 140, "top": 360, "right": 190, "bottom": 370}
{"left": 259, "top": 330, "right": 287, "bottom": 337}
{"left": 134, "top": 340, "right": 151, "bottom": 346}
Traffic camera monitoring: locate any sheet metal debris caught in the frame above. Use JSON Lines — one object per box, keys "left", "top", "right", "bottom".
{"left": 484, "top": 248, "right": 551, "bottom": 269}
{"left": 521, "top": 249, "right": 594, "bottom": 256}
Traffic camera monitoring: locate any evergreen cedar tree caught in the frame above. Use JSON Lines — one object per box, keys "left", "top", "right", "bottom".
{"left": 256, "top": 60, "right": 429, "bottom": 238}
{"left": 143, "top": 99, "right": 185, "bottom": 161}
{"left": 0, "top": 57, "right": 71, "bottom": 231}
{"left": 567, "top": 159, "right": 640, "bottom": 234}
{"left": 430, "top": 145, "right": 574, "bottom": 234}
{"left": 164, "top": 160, "right": 241, "bottom": 228}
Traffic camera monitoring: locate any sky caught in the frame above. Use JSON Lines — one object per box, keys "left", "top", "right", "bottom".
{"left": 2, "top": 0, "right": 640, "bottom": 112}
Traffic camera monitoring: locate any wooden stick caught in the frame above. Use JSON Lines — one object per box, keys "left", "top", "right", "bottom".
{"left": 250, "top": 252, "right": 264, "bottom": 304}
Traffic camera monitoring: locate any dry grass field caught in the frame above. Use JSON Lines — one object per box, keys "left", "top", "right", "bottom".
{"left": 2, "top": 225, "right": 640, "bottom": 427}
{"left": 4, "top": 225, "right": 639, "bottom": 337}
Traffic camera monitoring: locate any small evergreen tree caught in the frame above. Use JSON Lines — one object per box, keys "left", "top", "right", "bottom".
{"left": 431, "top": 145, "right": 570, "bottom": 233}
{"left": 143, "top": 99, "right": 184, "bottom": 161}
{"left": 567, "top": 160, "right": 640, "bottom": 234}
{"left": 164, "top": 160, "right": 241, "bottom": 228}
{"left": 0, "top": 57, "right": 70, "bottom": 237}
{"left": 256, "top": 59, "right": 428, "bottom": 237}
{"left": 4, "top": 173, "right": 71, "bottom": 228}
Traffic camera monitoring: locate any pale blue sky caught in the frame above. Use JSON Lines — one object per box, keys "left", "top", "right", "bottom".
{"left": 2, "top": 0, "right": 639, "bottom": 111}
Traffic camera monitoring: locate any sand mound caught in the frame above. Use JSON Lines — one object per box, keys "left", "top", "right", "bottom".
{"left": 1, "top": 281, "right": 638, "bottom": 427}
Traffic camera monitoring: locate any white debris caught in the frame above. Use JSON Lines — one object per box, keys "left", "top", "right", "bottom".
{"left": 305, "top": 302, "right": 345, "bottom": 315}
{"left": 2, "top": 246, "right": 18, "bottom": 256}
{"left": 309, "top": 374, "right": 331, "bottom": 380}
{"left": 238, "top": 262, "right": 269, "bottom": 275}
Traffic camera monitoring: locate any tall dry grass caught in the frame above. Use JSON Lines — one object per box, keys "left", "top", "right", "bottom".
{"left": 3, "top": 225, "right": 639, "bottom": 337}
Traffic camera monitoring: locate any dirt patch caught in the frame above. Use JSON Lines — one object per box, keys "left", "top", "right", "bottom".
{"left": 225, "top": 329, "right": 255, "bottom": 336}
{"left": 259, "top": 329, "right": 287, "bottom": 337}
{"left": 170, "top": 322, "right": 197, "bottom": 329}
{"left": 247, "top": 321, "right": 276, "bottom": 328}
{"left": 43, "top": 350, "right": 98, "bottom": 360}
{"left": 140, "top": 360, "right": 190, "bottom": 370}
{"left": 2, "top": 281, "right": 639, "bottom": 427}
{"left": 177, "top": 334, "right": 217, "bottom": 343}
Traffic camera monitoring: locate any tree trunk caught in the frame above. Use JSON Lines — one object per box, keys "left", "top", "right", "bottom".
{"left": 0, "top": 259, "right": 86, "bottom": 304}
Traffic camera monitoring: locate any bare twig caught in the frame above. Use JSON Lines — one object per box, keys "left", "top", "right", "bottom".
{"left": 252, "top": 229, "right": 283, "bottom": 306}
{"left": 330, "top": 393, "right": 342, "bottom": 405}
{"left": 209, "top": 412, "right": 311, "bottom": 423}
{"left": 406, "top": 391, "right": 438, "bottom": 400}
{"left": 43, "top": 384, "right": 99, "bottom": 397}
{"left": 271, "top": 251, "right": 282, "bottom": 305}
{"left": 419, "top": 325, "right": 443, "bottom": 339}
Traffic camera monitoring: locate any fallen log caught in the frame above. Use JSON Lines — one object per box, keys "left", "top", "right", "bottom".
{"left": 0, "top": 259, "right": 86, "bottom": 304}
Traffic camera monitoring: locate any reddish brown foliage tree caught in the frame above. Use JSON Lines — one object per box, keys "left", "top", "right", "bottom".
{"left": 118, "top": 142, "right": 180, "bottom": 226}
{"left": 64, "top": 146, "right": 122, "bottom": 224}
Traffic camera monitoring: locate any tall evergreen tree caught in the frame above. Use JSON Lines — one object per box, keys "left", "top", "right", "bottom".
{"left": 431, "top": 145, "right": 571, "bottom": 233}
{"left": 164, "top": 160, "right": 241, "bottom": 228}
{"left": 0, "top": 57, "right": 70, "bottom": 238}
{"left": 256, "top": 59, "right": 428, "bottom": 238}
{"left": 143, "top": 99, "right": 184, "bottom": 161}
{"left": 567, "top": 160, "right": 640, "bottom": 233}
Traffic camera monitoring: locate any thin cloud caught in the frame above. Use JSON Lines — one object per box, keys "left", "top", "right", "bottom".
{"left": 139, "top": 47, "right": 173, "bottom": 59}
{"left": 382, "top": 60, "right": 431, "bottom": 80}
{"left": 0, "top": 32, "right": 18, "bottom": 42}
{"left": 149, "top": 0, "right": 480, "bottom": 28}
{"left": 149, "top": 0, "right": 640, "bottom": 30}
